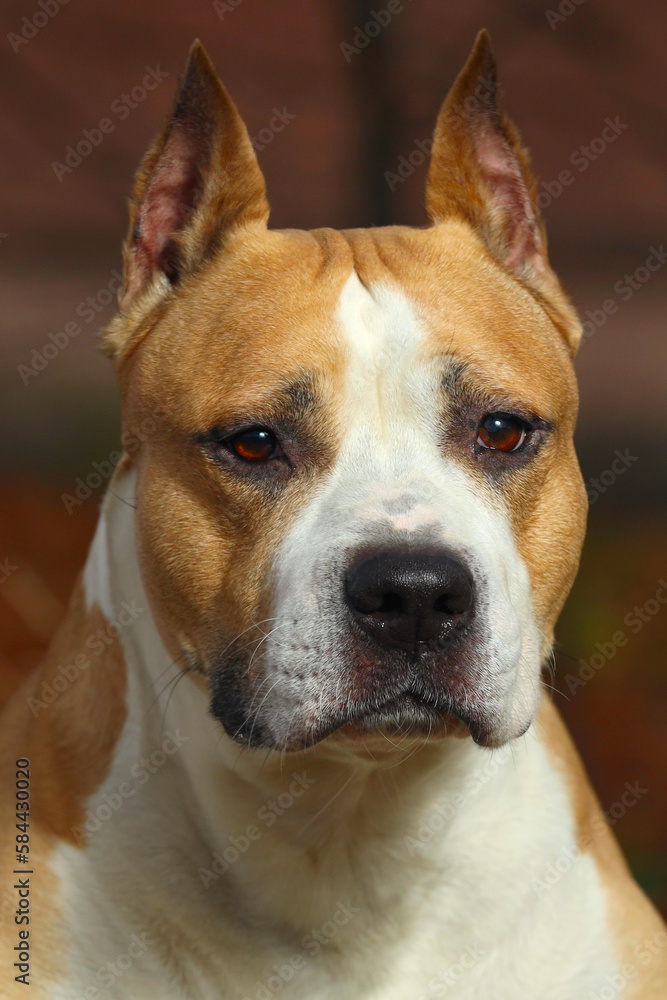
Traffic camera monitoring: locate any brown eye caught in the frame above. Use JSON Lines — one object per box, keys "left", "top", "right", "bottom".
{"left": 477, "top": 413, "right": 527, "bottom": 452}
{"left": 228, "top": 427, "right": 278, "bottom": 462}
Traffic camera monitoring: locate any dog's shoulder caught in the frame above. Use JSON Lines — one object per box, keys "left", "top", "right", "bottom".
{"left": 0, "top": 576, "right": 129, "bottom": 995}
{"left": 537, "top": 696, "right": 667, "bottom": 993}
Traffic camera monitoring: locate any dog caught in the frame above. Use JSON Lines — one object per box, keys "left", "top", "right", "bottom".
{"left": 1, "top": 30, "right": 665, "bottom": 999}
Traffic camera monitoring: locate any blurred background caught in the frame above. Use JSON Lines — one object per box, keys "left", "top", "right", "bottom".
{"left": 1, "top": 0, "right": 665, "bottom": 911}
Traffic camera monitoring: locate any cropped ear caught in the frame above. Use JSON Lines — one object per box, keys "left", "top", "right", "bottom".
{"left": 118, "top": 40, "right": 269, "bottom": 314}
{"left": 426, "top": 30, "right": 581, "bottom": 352}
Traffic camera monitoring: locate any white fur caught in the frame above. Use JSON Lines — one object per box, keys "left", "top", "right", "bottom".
{"left": 47, "top": 273, "right": 623, "bottom": 998}
{"left": 263, "top": 274, "right": 541, "bottom": 747}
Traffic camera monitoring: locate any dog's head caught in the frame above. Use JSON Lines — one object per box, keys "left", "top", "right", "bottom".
{"left": 104, "top": 32, "right": 586, "bottom": 751}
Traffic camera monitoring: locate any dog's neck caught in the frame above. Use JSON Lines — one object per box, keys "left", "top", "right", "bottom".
{"left": 76, "top": 471, "right": 565, "bottom": 938}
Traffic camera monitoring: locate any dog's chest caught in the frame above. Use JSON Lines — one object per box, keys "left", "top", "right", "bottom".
{"left": 48, "top": 752, "right": 619, "bottom": 1000}
{"left": 50, "top": 852, "right": 616, "bottom": 1000}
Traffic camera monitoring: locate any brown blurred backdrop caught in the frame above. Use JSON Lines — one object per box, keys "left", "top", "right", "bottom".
{"left": 1, "top": 0, "right": 665, "bottom": 910}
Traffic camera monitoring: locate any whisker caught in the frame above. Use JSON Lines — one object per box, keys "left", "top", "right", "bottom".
{"left": 541, "top": 679, "right": 570, "bottom": 701}
{"left": 246, "top": 678, "right": 282, "bottom": 746}
{"left": 246, "top": 622, "right": 292, "bottom": 674}
{"left": 159, "top": 667, "right": 192, "bottom": 738}
{"left": 107, "top": 485, "right": 138, "bottom": 510}
{"left": 218, "top": 618, "right": 281, "bottom": 661}
{"left": 143, "top": 653, "right": 191, "bottom": 719}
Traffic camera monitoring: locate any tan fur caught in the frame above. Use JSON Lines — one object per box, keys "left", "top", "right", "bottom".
{"left": 0, "top": 580, "right": 127, "bottom": 993}
{"left": 537, "top": 696, "right": 667, "bottom": 996}
{"left": 426, "top": 30, "right": 582, "bottom": 353}
{"left": 107, "top": 220, "right": 585, "bottom": 681}
{"left": 1, "top": 30, "right": 663, "bottom": 999}
{"left": 107, "top": 40, "right": 269, "bottom": 347}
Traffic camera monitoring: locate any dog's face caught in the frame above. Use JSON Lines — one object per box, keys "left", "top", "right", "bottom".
{"left": 105, "top": 33, "right": 587, "bottom": 751}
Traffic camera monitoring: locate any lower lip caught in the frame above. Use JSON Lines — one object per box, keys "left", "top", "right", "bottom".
{"left": 340, "top": 694, "right": 457, "bottom": 735}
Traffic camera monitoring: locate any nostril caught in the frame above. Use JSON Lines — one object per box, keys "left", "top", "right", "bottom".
{"left": 433, "top": 592, "right": 456, "bottom": 614}
{"left": 377, "top": 592, "right": 403, "bottom": 614}
{"left": 433, "top": 586, "right": 472, "bottom": 616}
{"left": 347, "top": 589, "right": 404, "bottom": 615}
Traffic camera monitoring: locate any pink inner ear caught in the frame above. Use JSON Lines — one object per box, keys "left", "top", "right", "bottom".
{"left": 132, "top": 126, "right": 205, "bottom": 285}
{"left": 473, "top": 122, "right": 545, "bottom": 278}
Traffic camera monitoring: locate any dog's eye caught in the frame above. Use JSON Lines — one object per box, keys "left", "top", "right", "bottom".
{"left": 477, "top": 413, "right": 527, "bottom": 452}
{"left": 228, "top": 427, "right": 279, "bottom": 462}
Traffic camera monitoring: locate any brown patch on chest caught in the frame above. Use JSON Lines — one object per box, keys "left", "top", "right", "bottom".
{"left": 537, "top": 695, "right": 667, "bottom": 986}
{"left": 0, "top": 577, "right": 128, "bottom": 991}
{"left": 0, "top": 578, "right": 128, "bottom": 843}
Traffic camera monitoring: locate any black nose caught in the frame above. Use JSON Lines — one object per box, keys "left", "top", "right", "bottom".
{"left": 345, "top": 548, "right": 474, "bottom": 652}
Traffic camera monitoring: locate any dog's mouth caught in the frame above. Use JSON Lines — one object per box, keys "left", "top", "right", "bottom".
{"left": 209, "top": 645, "right": 499, "bottom": 752}
{"left": 253, "top": 675, "right": 492, "bottom": 752}
{"left": 209, "top": 628, "right": 508, "bottom": 753}
{"left": 323, "top": 685, "right": 489, "bottom": 747}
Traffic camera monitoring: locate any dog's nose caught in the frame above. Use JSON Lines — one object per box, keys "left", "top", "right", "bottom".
{"left": 345, "top": 548, "right": 474, "bottom": 651}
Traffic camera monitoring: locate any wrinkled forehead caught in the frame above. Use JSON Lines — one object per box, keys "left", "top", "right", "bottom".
{"left": 132, "top": 220, "right": 576, "bottom": 429}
